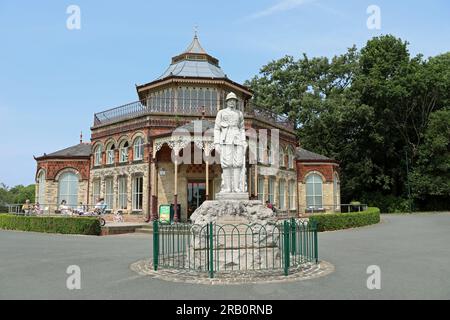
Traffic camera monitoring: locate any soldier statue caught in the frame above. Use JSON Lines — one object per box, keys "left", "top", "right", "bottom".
{"left": 214, "top": 92, "right": 247, "bottom": 195}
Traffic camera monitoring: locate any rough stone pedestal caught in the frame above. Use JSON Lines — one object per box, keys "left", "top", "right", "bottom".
{"left": 189, "top": 200, "right": 281, "bottom": 271}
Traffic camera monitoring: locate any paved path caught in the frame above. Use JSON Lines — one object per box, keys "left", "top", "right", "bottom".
{"left": 1, "top": 213, "right": 449, "bottom": 299}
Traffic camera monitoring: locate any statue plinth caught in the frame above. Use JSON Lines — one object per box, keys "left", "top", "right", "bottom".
{"left": 189, "top": 199, "right": 281, "bottom": 271}
{"left": 215, "top": 192, "right": 249, "bottom": 201}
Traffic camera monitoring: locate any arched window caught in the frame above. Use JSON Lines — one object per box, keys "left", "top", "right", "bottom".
{"left": 306, "top": 173, "right": 323, "bottom": 209}
{"left": 58, "top": 172, "right": 79, "bottom": 207}
{"left": 133, "top": 137, "right": 144, "bottom": 161}
{"left": 106, "top": 143, "right": 115, "bottom": 165}
{"left": 37, "top": 171, "right": 46, "bottom": 204}
{"left": 288, "top": 147, "right": 295, "bottom": 169}
{"left": 94, "top": 145, "right": 102, "bottom": 166}
{"left": 119, "top": 141, "right": 129, "bottom": 163}
{"left": 278, "top": 179, "right": 285, "bottom": 210}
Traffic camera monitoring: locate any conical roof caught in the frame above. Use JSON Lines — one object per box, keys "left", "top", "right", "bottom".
{"left": 184, "top": 35, "right": 207, "bottom": 54}
{"left": 157, "top": 35, "right": 226, "bottom": 80}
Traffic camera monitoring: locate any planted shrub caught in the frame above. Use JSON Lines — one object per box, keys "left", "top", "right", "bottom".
{"left": 0, "top": 215, "right": 101, "bottom": 235}
{"left": 309, "top": 207, "right": 380, "bottom": 232}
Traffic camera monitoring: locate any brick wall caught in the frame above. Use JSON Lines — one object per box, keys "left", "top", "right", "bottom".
{"left": 36, "top": 159, "right": 90, "bottom": 181}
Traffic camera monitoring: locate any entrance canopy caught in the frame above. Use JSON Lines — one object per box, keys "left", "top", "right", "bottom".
{"left": 153, "top": 120, "right": 216, "bottom": 158}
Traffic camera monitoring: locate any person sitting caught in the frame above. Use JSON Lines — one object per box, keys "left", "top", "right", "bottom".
{"left": 265, "top": 200, "right": 274, "bottom": 212}
{"left": 75, "top": 202, "right": 86, "bottom": 215}
{"left": 22, "top": 200, "right": 32, "bottom": 215}
{"left": 58, "top": 200, "right": 72, "bottom": 215}
{"left": 94, "top": 198, "right": 107, "bottom": 215}
{"left": 33, "top": 202, "right": 43, "bottom": 215}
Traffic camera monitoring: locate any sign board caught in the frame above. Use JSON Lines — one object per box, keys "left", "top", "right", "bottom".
{"left": 159, "top": 205, "right": 171, "bottom": 223}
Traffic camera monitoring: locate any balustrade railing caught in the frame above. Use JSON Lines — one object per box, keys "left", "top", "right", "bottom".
{"left": 93, "top": 98, "right": 295, "bottom": 130}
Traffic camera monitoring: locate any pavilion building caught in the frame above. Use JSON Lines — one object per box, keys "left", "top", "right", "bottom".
{"left": 34, "top": 35, "right": 340, "bottom": 221}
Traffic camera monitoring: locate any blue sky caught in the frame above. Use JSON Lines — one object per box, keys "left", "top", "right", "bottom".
{"left": 0, "top": 0, "right": 449, "bottom": 186}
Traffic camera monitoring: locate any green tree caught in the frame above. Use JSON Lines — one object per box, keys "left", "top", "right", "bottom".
{"left": 0, "top": 183, "right": 35, "bottom": 205}
{"left": 410, "top": 109, "right": 450, "bottom": 210}
{"left": 247, "top": 34, "right": 450, "bottom": 211}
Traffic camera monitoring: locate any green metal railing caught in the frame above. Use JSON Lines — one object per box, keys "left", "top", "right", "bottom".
{"left": 152, "top": 218, "right": 318, "bottom": 278}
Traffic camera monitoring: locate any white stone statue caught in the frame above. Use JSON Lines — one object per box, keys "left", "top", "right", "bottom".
{"left": 214, "top": 92, "right": 248, "bottom": 197}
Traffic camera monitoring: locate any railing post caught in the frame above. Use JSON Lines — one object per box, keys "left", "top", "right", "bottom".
{"left": 290, "top": 217, "right": 296, "bottom": 255}
{"left": 209, "top": 222, "right": 214, "bottom": 279}
{"left": 312, "top": 221, "right": 319, "bottom": 264}
{"left": 283, "top": 220, "right": 290, "bottom": 276}
{"left": 153, "top": 220, "right": 159, "bottom": 271}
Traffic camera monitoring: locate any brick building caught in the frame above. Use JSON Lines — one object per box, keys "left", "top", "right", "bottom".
{"left": 34, "top": 35, "right": 340, "bottom": 221}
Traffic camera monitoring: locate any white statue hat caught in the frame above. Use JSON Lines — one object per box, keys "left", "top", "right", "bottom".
{"left": 225, "top": 92, "right": 238, "bottom": 101}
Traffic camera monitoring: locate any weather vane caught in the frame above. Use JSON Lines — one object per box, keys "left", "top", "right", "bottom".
{"left": 194, "top": 25, "right": 199, "bottom": 37}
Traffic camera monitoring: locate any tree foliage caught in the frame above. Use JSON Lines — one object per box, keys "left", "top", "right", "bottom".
{"left": 246, "top": 35, "right": 450, "bottom": 211}
{"left": 0, "top": 183, "right": 35, "bottom": 207}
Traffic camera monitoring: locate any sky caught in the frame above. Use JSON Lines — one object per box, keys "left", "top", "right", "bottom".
{"left": 0, "top": 0, "right": 449, "bottom": 187}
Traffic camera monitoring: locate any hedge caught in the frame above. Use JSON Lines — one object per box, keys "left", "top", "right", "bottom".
{"left": 0, "top": 214, "right": 101, "bottom": 235}
{"left": 309, "top": 207, "right": 381, "bottom": 232}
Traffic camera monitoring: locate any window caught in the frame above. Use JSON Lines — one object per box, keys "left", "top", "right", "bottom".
{"left": 132, "top": 176, "right": 143, "bottom": 211}
{"left": 268, "top": 177, "right": 275, "bottom": 204}
{"left": 37, "top": 171, "right": 46, "bottom": 204}
{"left": 58, "top": 172, "right": 79, "bottom": 207}
{"left": 288, "top": 147, "right": 295, "bottom": 169}
{"left": 257, "top": 139, "right": 265, "bottom": 163}
{"left": 289, "top": 180, "right": 296, "bottom": 210}
{"left": 333, "top": 173, "right": 340, "bottom": 211}
{"left": 94, "top": 145, "right": 102, "bottom": 166}
{"left": 306, "top": 173, "right": 323, "bottom": 209}
{"left": 118, "top": 176, "right": 127, "bottom": 210}
{"left": 278, "top": 180, "right": 285, "bottom": 210}
{"left": 133, "top": 137, "right": 144, "bottom": 161}
{"left": 267, "top": 143, "right": 273, "bottom": 165}
{"left": 280, "top": 148, "right": 286, "bottom": 167}
{"left": 92, "top": 179, "right": 101, "bottom": 204}
{"left": 178, "top": 87, "right": 218, "bottom": 113}
{"left": 257, "top": 177, "right": 265, "bottom": 201}
{"left": 106, "top": 143, "right": 115, "bottom": 165}
{"left": 105, "top": 178, "right": 114, "bottom": 210}
{"left": 119, "top": 141, "right": 129, "bottom": 163}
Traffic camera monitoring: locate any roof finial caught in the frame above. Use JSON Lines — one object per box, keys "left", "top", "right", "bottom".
{"left": 194, "top": 25, "right": 198, "bottom": 38}
{"left": 80, "top": 131, "right": 83, "bottom": 144}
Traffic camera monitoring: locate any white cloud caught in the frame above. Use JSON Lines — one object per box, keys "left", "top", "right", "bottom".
{"left": 245, "top": 0, "right": 315, "bottom": 20}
